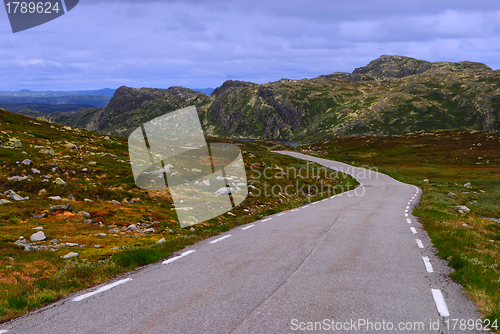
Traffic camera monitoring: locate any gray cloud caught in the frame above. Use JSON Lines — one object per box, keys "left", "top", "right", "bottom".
{"left": 1, "top": 0, "right": 500, "bottom": 90}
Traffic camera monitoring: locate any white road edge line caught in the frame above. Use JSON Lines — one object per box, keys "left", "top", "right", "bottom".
{"left": 431, "top": 289, "right": 450, "bottom": 317}
{"left": 422, "top": 256, "right": 434, "bottom": 273}
{"left": 312, "top": 202, "right": 318, "bottom": 205}
{"left": 303, "top": 205, "right": 310, "bottom": 208}
{"left": 162, "top": 250, "right": 196, "bottom": 265}
{"left": 416, "top": 239, "right": 424, "bottom": 249}
{"left": 277, "top": 212, "right": 286, "bottom": 216}
{"left": 73, "top": 278, "right": 132, "bottom": 302}
{"left": 405, "top": 209, "right": 408, "bottom": 213}
{"left": 262, "top": 218, "right": 272, "bottom": 222}
{"left": 405, "top": 213, "right": 409, "bottom": 217}
{"left": 0, "top": 330, "right": 9, "bottom": 333}
{"left": 210, "top": 235, "right": 232, "bottom": 244}
{"left": 411, "top": 227, "right": 417, "bottom": 234}
{"left": 407, "top": 219, "right": 412, "bottom": 224}
{"left": 406, "top": 206, "right": 410, "bottom": 209}
{"left": 242, "top": 225, "right": 254, "bottom": 230}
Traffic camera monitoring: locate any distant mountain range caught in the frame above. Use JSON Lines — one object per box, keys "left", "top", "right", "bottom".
{"left": 0, "top": 89, "right": 116, "bottom": 107}
{"left": 13, "top": 56, "right": 500, "bottom": 142}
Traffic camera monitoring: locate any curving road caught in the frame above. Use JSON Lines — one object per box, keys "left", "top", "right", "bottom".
{"left": 0, "top": 152, "right": 485, "bottom": 333}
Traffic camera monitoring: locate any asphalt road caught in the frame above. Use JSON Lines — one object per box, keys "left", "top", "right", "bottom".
{"left": 0, "top": 152, "right": 486, "bottom": 334}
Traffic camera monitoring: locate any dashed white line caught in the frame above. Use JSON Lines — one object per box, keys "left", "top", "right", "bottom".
{"left": 431, "top": 289, "right": 450, "bottom": 317}
{"left": 291, "top": 209, "right": 300, "bottom": 212}
{"left": 406, "top": 206, "right": 410, "bottom": 209}
{"left": 0, "top": 330, "right": 9, "bottom": 333}
{"left": 422, "top": 256, "right": 434, "bottom": 273}
{"left": 73, "top": 278, "right": 132, "bottom": 302}
{"left": 262, "top": 218, "right": 272, "bottom": 222}
{"left": 312, "top": 202, "right": 318, "bottom": 205}
{"left": 405, "top": 209, "right": 408, "bottom": 213}
{"left": 321, "top": 199, "right": 328, "bottom": 202}
{"left": 303, "top": 205, "right": 310, "bottom": 208}
{"left": 242, "top": 224, "right": 254, "bottom": 230}
{"left": 406, "top": 218, "right": 412, "bottom": 224}
{"left": 416, "top": 239, "right": 424, "bottom": 249}
{"left": 405, "top": 213, "right": 409, "bottom": 217}
{"left": 162, "top": 250, "right": 196, "bottom": 264}
{"left": 277, "top": 212, "right": 286, "bottom": 216}
{"left": 410, "top": 227, "right": 417, "bottom": 234}
{"left": 210, "top": 235, "right": 232, "bottom": 244}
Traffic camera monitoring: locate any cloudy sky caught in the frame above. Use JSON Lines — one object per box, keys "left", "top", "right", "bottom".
{"left": 1, "top": 0, "right": 500, "bottom": 91}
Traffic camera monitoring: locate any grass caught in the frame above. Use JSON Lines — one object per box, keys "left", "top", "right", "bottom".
{"left": 290, "top": 129, "right": 500, "bottom": 329}
{"left": 0, "top": 109, "right": 357, "bottom": 323}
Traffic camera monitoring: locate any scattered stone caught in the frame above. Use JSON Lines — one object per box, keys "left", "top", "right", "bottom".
{"left": 34, "top": 145, "right": 45, "bottom": 149}
{"left": 191, "top": 168, "right": 202, "bottom": 173}
{"left": 126, "top": 224, "right": 138, "bottom": 232}
{"left": 110, "top": 200, "right": 120, "bottom": 204}
{"left": 21, "top": 159, "right": 32, "bottom": 165}
{"left": 214, "top": 187, "right": 235, "bottom": 196}
{"left": 462, "top": 223, "right": 470, "bottom": 228}
{"left": 62, "top": 252, "right": 79, "bottom": 259}
{"left": 63, "top": 142, "right": 77, "bottom": 149}
{"left": 93, "top": 245, "right": 102, "bottom": 248}
{"left": 447, "top": 192, "right": 457, "bottom": 198}
{"left": 68, "top": 194, "right": 74, "bottom": 200}
{"left": 7, "top": 176, "right": 30, "bottom": 181}
{"left": 82, "top": 168, "right": 88, "bottom": 172}
{"left": 83, "top": 219, "right": 94, "bottom": 224}
{"left": 33, "top": 213, "right": 48, "bottom": 219}
{"left": 49, "top": 204, "right": 73, "bottom": 212}
{"left": 37, "top": 189, "right": 47, "bottom": 196}
{"left": 0, "top": 199, "right": 12, "bottom": 205}
{"left": 31, "top": 168, "right": 41, "bottom": 174}
{"left": 32, "top": 227, "right": 43, "bottom": 230}
{"left": 111, "top": 247, "right": 123, "bottom": 250}
{"left": 84, "top": 199, "right": 93, "bottom": 202}
{"left": 49, "top": 239, "right": 58, "bottom": 244}
{"left": 156, "top": 238, "right": 166, "bottom": 244}
{"left": 423, "top": 179, "right": 429, "bottom": 183}
{"left": 227, "top": 212, "right": 236, "bottom": 216}
{"left": 190, "top": 227, "right": 195, "bottom": 232}
{"left": 464, "top": 182, "right": 472, "bottom": 189}
{"left": 479, "top": 190, "right": 486, "bottom": 193}
{"left": 89, "top": 161, "right": 97, "bottom": 165}
{"left": 65, "top": 243, "right": 79, "bottom": 247}
{"left": 40, "top": 148, "right": 55, "bottom": 155}
{"left": 95, "top": 233, "right": 106, "bottom": 237}
{"left": 143, "top": 228, "right": 155, "bottom": 233}
{"left": 30, "top": 231, "right": 46, "bottom": 242}
{"left": 108, "top": 229, "right": 120, "bottom": 233}
{"left": 80, "top": 212, "right": 91, "bottom": 218}
{"left": 456, "top": 205, "right": 471, "bottom": 213}
{"left": 4, "top": 189, "right": 28, "bottom": 201}
{"left": 54, "top": 178, "right": 66, "bottom": 186}
{"left": 49, "top": 196, "right": 62, "bottom": 200}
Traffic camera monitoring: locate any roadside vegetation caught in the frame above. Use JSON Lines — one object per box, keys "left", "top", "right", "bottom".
{"left": 292, "top": 130, "right": 500, "bottom": 328}
{"left": 0, "top": 109, "right": 357, "bottom": 323}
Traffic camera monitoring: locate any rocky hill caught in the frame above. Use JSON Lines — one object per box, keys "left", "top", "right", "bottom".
{"left": 43, "top": 55, "right": 500, "bottom": 142}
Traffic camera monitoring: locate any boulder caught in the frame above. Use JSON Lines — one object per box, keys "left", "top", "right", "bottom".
{"left": 21, "top": 159, "right": 32, "bottom": 165}
{"left": 49, "top": 204, "right": 73, "bottom": 212}
{"left": 0, "top": 199, "right": 12, "bottom": 205}
{"left": 464, "top": 182, "right": 472, "bottom": 189}
{"left": 40, "top": 148, "right": 56, "bottom": 155}
{"left": 30, "top": 231, "right": 46, "bottom": 242}
{"left": 54, "top": 178, "right": 66, "bottom": 186}
{"left": 62, "top": 252, "right": 80, "bottom": 259}
{"left": 4, "top": 189, "right": 28, "bottom": 201}
{"left": 456, "top": 205, "right": 471, "bottom": 213}
{"left": 32, "top": 168, "right": 41, "bottom": 174}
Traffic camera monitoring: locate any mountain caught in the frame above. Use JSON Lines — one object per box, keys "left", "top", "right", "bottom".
{"left": 0, "top": 89, "right": 116, "bottom": 107}
{"left": 46, "top": 56, "right": 500, "bottom": 141}
{"left": 0, "top": 102, "right": 94, "bottom": 114}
